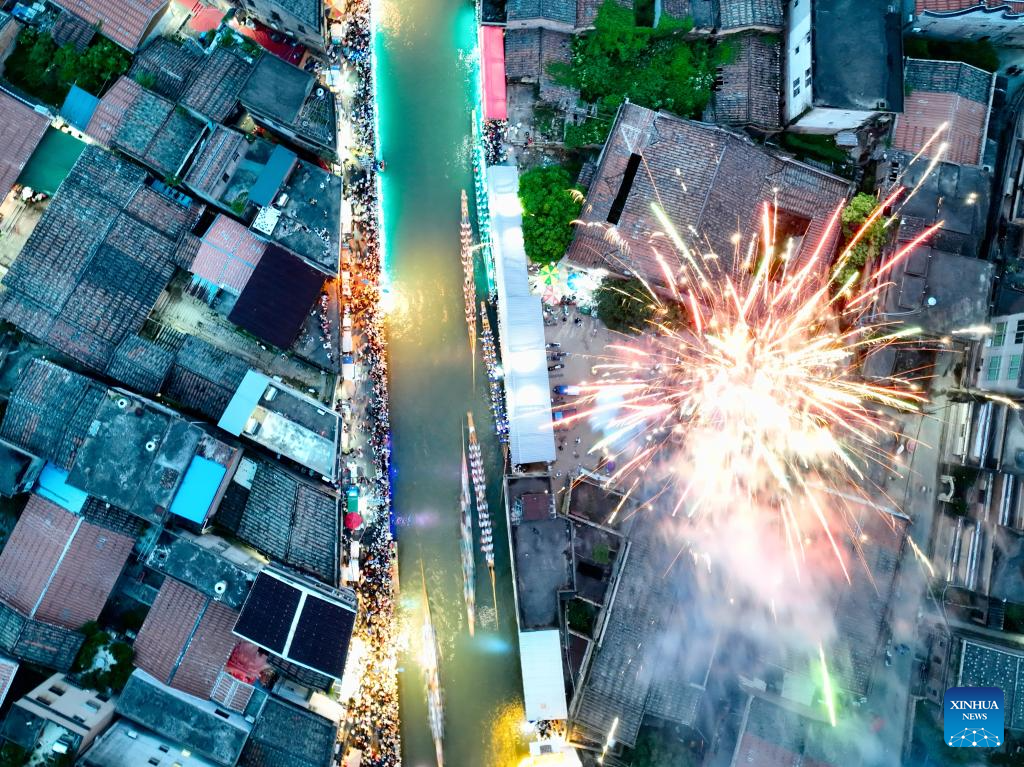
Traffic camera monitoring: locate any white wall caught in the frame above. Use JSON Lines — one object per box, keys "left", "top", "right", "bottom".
{"left": 790, "top": 106, "right": 880, "bottom": 133}
{"left": 915, "top": 12, "right": 1024, "bottom": 48}
{"left": 977, "top": 313, "right": 1024, "bottom": 394}
{"left": 784, "top": 0, "right": 813, "bottom": 123}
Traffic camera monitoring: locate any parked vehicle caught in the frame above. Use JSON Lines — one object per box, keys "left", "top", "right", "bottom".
{"left": 546, "top": 342, "right": 561, "bottom": 349}
{"left": 552, "top": 407, "right": 578, "bottom": 422}
{"left": 553, "top": 385, "right": 581, "bottom": 396}
{"left": 548, "top": 363, "right": 564, "bottom": 371}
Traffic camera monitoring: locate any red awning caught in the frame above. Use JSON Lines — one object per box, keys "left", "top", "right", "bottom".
{"left": 481, "top": 25, "right": 507, "bottom": 121}
{"left": 345, "top": 512, "right": 364, "bottom": 530}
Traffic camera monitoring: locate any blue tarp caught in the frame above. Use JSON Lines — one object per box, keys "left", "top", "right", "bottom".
{"left": 59, "top": 85, "right": 100, "bottom": 131}
{"left": 35, "top": 463, "right": 88, "bottom": 513}
{"left": 169, "top": 456, "right": 227, "bottom": 523}
{"left": 249, "top": 144, "right": 296, "bottom": 207}
{"left": 218, "top": 369, "right": 270, "bottom": 435}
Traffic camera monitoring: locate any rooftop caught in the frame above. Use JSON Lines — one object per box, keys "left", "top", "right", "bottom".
{"left": 0, "top": 146, "right": 203, "bottom": 373}
{"left": 0, "top": 601, "right": 84, "bottom": 671}
{"left": 190, "top": 215, "right": 268, "bottom": 295}
{"left": 116, "top": 669, "right": 252, "bottom": 767}
{"left": 893, "top": 59, "right": 993, "bottom": 166}
{"left": 730, "top": 695, "right": 853, "bottom": 767}
{"left": 227, "top": 245, "right": 328, "bottom": 348}
{"left": 239, "top": 55, "right": 336, "bottom": 151}
{"left": 0, "top": 91, "right": 48, "bottom": 196}
{"left": 233, "top": 568, "right": 357, "bottom": 682}
{"left": 133, "top": 578, "right": 245, "bottom": 700}
{"left": 218, "top": 456, "right": 340, "bottom": 584}
{"left": 0, "top": 494, "right": 133, "bottom": 628}
{"left": 81, "top": 720, "right": 220, "bottom": 767}
{"left": 567, "top": 104, "right": 850, "bottom": 287}
{"left": 707, "top": 32, "right": 781, "bottom": 131}
{"left": 503, "top": 28, "right": 577, "bottom": 106}
{"left": 811, "top": 0, "right": 904, "bottom": 113}
{"left": 718, "top": 0, "right": 783, "bottom": 29}
{"left": 916, "top": 0, "right": 1024, "bottom": 14}
{"left": 53, "top": 0, "right": 167, "bottom": 51}
{"left": 219, "top": 371, "right": 340, "bottom": 479}
{"left": 104, "top": 334, "right": 176, "bottom": 395}
{"left": 240, "top": 697, "right": 337, "bottom": 767}
{"left": 163, "top": 336, "right": 250, "bottom": 421}
{"left": 112, "top": 81, "right": 207, "bottom": 177}
{"left": 958, "top": 639, "right": 1024, "bottom": 729}
{"left": 129, "top": 37, "right": 202, "bottom": 101}
{"left": 147, "top": 530, "right": 259, "bottom": 609}
{"left": 511, "top": 510, "right": 572, "bottom": 629}
{"left": 51, "top": 9, "right": 96, "bottom": 51}
{"left": 258, "top": 163, "right": 342, "bottom": 272}
{"left": 990, "top": 526, "right": 1024, "bottom": 604}
{"left": 181, "top": 48, "right": 255, "bottom": 123}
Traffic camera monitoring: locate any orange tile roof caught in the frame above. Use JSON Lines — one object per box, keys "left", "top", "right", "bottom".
{"left": 0, "top": 91, "right": 48, "bottom": 196}
{"left": 54, "top": 0, "right": 168, "bottom": 51}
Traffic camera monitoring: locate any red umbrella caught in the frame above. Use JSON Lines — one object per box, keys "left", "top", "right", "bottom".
{"left": 344, "top": 512, "right": 363, "bottom": 530}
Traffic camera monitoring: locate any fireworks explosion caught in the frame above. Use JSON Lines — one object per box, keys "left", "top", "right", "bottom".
{"left": 568, "top": 185, "right": 939, "bottom": 595}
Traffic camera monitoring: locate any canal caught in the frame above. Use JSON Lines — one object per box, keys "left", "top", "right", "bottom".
{"left": 376, "top": 1, "right": 528, "bottom": 766}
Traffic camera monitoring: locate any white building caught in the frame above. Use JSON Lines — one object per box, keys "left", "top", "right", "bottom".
{"left": 784, "top": 0, "right": 904, "bottom": 132}
{"left": 978, "top": 312, "right": 1024, "bottom": 394}
{"left": 912, "top": 2, "right": 1024, "bottom": 48}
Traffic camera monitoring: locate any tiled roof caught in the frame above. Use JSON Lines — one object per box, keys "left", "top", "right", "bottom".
{"left": 240, "top": 697, "right": 337, "bottom": 767}
{"left": 504, "top": 28, "right": 541, "bottom": 80}
{"left": 0, "top": 495, "right": 133, "bottom": 628}
{"left": 51, "top": 9, "right": 95, "bottom": 52}
{"left": 129, "top": 37, "right": 202, "bottom": 101}
{"left": 181, "top": 48, "right": 253, "bottom": 123}
{"left": 718, "top": 0, "right": 783, "bottom": 29}
{"left": 567, "top": 104, "right": 851, "bottom": 288}
{"left": 210, "top": 670, "right": 257, "bottom": 714}
{"left": 104, "top": 335, "right": 175, "bottom": 394}
{"left": 0, "top": 146, "right": 200, "bottom": 374}
{"left": 892, "top": 59, "right": 992, "bottom": 166}
{"left": 113, "top": 83, "right": 206, "bottom": 176}
{"left": 707, "top": 32, "right": 781, "bottom": 130}
{"left": 507, "top": 0, "right": 576, "bottom": 25}
{"left": 0, "top": 91, "right": 48, "bottom": 196}
{"left": 917, "top": 0, "right": 1024, "bottom": 13}
{"left": 81, "top": 496, "right": 147, "bottom": 538}
{"left": 0, "top": 360, "right": 105, "bottom": 470}
{"left": 504, "top": 28, "right": 577, "bottom": 105}
{"left": 184, "top": 126, "right": 250, "bottom": 200}
{"left": 0, "top": 602, "right": 84, "bottom": 671}
{"left": 85, "top": 76, "right": 143, "bottom": 146}
{"left": 229, "top": 458, "right": 339, "bottom": 584}
{"left": 190, "top": 215, "right": 266, "bottom": 294}
{"left": 0, "top": 657, "right": 16, "bottom": 708}
{"left": 134, "top": 579, "right": 241, "bottom": 700}
{"left": 164, "top": 337, "right": 249, "bottom": 420}
{"left": 53, "top": 0, "right": 168, "bottom": 51}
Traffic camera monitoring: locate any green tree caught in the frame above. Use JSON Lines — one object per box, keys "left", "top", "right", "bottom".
{"left": 75, "top": 39, "right": 130, "bottom": 95}
{"left": 834, "top": 193, "right": 887, "bottom": 287}
{"left": 631, "top": 724, "right": 699, "bottom": 767}
{"left": 549, "top": 0, "right": 725, "bottom": 117}
{"left": 593, "top": 276, "right": 655, "bottom": 333}
{"left": 517, "top": 165, "right": 582, "bottom": 265}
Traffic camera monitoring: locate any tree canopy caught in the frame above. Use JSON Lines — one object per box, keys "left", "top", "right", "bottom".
{"left": 548, "top": 0, "right": 727, "bottom": 117}
{"left": 517, "top": 165, "right": 583, "bottom": 265}
{"left": 834, "top": 192, "right": 887, "bottom": 289}
{"left": 593, "top": 276, "right": 655, "bottom": 333}
{"left": 630, "top": 724, "right": 700, "bottom": 767}
{"left": 4, "top": 29, "right": 130, "bottom": 105}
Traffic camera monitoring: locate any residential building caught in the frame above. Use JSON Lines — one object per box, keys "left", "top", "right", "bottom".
{"left": 978, "top": 310, "right": 1024, "bottom": 394}
{"left": 185, "top": 215, "right": 269, "bottom": 297}
{"left": 115, "top": 670, "right": 253, "bottom": 767}
{"left": 233, "top": 567, "right": 357, "bottom": 690}
{"left": 566, "top": 102, "right": 851, "bottom": 291}
{"left": 80, "top": 719, "right": 220, "bottom": 767}
{"left": 957, "top": 638, "right": 1024, "bottom": 729}
{"left": 0, "top": 91, "right": 48, "bottom": 199}
{"left": 1, "top": 673, "right": 115, "bottom": 756}
{"left": 239, "top": 696, "right": 338, "bottom": 767}
{"left": 707, "top": 31, "right": 783, "bottom": 132}
{"left": 784, "top": 0, "right": 903, "bottom": 132}
{"left": 238, "top": 54, "right": 337, "bottom": 156}
{"left": 52, "top": 0, "right": 170, "bottom": 51}
{"left": 215, "top": 456, "right": 341, "bottom": 584}
{"left": 912, "top": 1, "right": 1024, "bottom": 47}
{"left": 729, "top": 695, "right": 855, "bottom": 766}
{"left": 893, "top": 59, "right": 994, "bottom": 167}
{"left": 234, "top": 0, "right": 326, "bottom": 51}
{"left": 219, "top": 371, "right": 342, "bottom": 480}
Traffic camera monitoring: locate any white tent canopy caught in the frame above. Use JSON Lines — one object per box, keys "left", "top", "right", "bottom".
{"left": 487, "top": 166, "right": 556, "bottom": 467}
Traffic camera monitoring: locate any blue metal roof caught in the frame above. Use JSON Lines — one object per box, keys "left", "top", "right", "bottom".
{"left": 217, "top": 369, "right": 270, "bottom": 435}
{"left": 249, "top": 145, "right": 296, "bottom": 207}
{"left": 169, "top": 456, "right": 227, "bottom": 524}
{"left": 59, "top": 85, "right": 100, "bottom": 131}
{"left": 35, "top": 462, "right": 88, "bottom": 513}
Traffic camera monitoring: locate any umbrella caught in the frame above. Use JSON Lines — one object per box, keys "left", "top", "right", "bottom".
{"left": 344, "top": 512, "right": 363, "bottom": 530}
{"left": 539, "top": 262, "right": 561, "bottom": 285}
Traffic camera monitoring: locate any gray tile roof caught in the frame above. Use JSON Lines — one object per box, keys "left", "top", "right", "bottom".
{"left": 226, "top": 458, "right": 340, "bottom": 585}
{"left": 51, "top": 9, "right": 95, "bottom": 51}
{"left": 507, "top": 0, "right": 576, "bottom": 26}
{"left": 567, "top": 104, "right": 851, "bottom": 288}
{"left": 164, "top": 337, "right": 249, "bottom": 421}
{"left": 0, "top": 602, "right": 84, "bottom": 671}
{"left": 0, "top": 359, "right": 105, "bottom": 470}
{"left": 504, "top": 28, "right": 577, "bottom": 105}
{"left": 905, "top": 57, "right": 993, "bottom": 104}
{"left": 0, "top": 146, "right": 202, "bottom": 374}
{"left": 181, "top": 48, "right": 253, "bottom": 123}
{"left": 240, "top": 697, "right": 337, "bottom": 767}
{"left": 707, "top": 32, "right": 781, "bottom": 130}
{"left": 718, "top": 0, "right": 783, "bottom": 29}
{"left": 104, "top": 335, "right": 175, "bottom": 395}
{"left": 129, "top": 37, "right": 202, "bottom": 101}
{"left": 113, "top": 86, "right": 206, "bottom": 177}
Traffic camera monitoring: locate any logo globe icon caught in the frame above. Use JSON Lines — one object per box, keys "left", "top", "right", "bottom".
{"left": 948, "top": 728, "right": 1001, "bottom": 747}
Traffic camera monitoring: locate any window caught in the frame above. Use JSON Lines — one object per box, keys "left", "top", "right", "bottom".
{"left": 793, "top": 84, "right": 800, "bottom": 97}
{"left": 158, "top": 745, "right": 170, "bottom": 754}
{"left": 993, "top": 321, "right": 1007, "bottom": 346}
{"left": 148, "top": 759, "right": 160, "bottom": 766}
{"left": 805, "top": 68, "right": 812, "bottom": 87}
{"left": 987, "top": 355, "right": 1002, "bottom": 381}
{"left": 1015, "top": 319, "right": 1024, "bottom": 344}
{"left": 795, "top": 45, "right": 800, "bottom": 54}
{"left": 1008, "top": 355, "right": 1021, "bottom": 381}
{"left": 48, "top": 685, "right": 65, "bottom": 696}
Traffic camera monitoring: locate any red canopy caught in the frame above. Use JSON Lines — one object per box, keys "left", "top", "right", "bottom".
{"left": 345, "top": 512, "right": 364, "bottom": 530}
{"left": 481, "top": 25, "right": 507, "bottom": 121}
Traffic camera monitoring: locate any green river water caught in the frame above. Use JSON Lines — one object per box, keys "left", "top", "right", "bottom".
{"left": 377, "top": 1, "right": 528, "bottom": 765}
